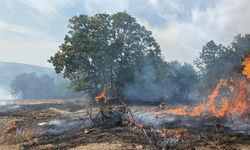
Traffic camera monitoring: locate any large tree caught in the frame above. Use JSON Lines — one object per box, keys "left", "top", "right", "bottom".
{"left": 49, "top": 12, "right": 161, "bottom": 96}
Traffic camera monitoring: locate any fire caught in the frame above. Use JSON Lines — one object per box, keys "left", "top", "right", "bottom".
{"left": 163, "top": 55, "right": 250, "bottom": 118}
{"left": 242, "top": 55, "right": 250, "bottom": 78}
{"left": 234, "top": 100, "right": 247, "bottom": 115}
{"left": 167, "top": 107, "right": 188, "bottom": 116}
{"left": 207, "top": 79, "right": 227, "bottom": 114}
{"left": 216, "top": 99, "right": 229, "bottom": 117}
{"left": 191, "top": 101, "right": 206, "bottom": 116}
{"left": 95, "top": 91, "right": 108, "bottom": 102}
{"left": 158, "top": 128, "right": 183, "bottom": 141}
{"left": 175, "top": 130, "right": 181, "bottom": 141}
{"left": 167, "top": 77, "right": 249, "bottom": 117}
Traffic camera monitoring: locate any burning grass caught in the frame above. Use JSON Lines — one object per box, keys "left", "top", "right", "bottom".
{"left": 154, "top": 55, "right": 250, "bottom": 120}
{"left": 159, "top": 77, "right": 250, "bottom": 118}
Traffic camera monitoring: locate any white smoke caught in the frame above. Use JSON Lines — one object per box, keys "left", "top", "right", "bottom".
{"left": 225, "top": 116, "right": 250, "bottom": 135}
{"left": 0, "top": 87, "right": 20, "bottom": 110}
{"left": 37, "top": 119, "right": 86, "bottom": 135}
{"left": 134, "top": 111, "right": 176, "bottom": 127}
{"left": 0, "top": 88, "right": 15, "bottom": 100}
{"left": 38, "top": 119, "right": 63, "bottom": 126}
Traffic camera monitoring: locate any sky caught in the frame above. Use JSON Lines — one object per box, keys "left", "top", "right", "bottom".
{"left": 0, "top": 0, "right": 250, "bottom": 67}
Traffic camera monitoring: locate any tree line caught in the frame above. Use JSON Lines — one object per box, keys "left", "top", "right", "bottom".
{"left": 10, "top": 73, "right": 84, "bottom": 99}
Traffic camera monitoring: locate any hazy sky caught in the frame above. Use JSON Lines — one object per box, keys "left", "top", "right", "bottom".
{"left": 0, "top": 0, "right": 250, "bottom": 67}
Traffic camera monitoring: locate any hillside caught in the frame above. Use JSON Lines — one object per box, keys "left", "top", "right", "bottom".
{"left": 0, "top": 62, "right": 65, "bottom": 100}
{"left": 0, "top": 62, "right": 61, "bottom": 88}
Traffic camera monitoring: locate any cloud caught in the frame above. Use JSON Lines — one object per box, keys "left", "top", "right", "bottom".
{"left": 83, "top": 0, "right": 128, "bottom": 15}
{"left": 0, "top": 33, "right": 59, "bottom": 67}
{"left": 80, "top": 0, "right": 219, "bottom": 63}
{"left": 0, "top": 17, "right": 60, "bottom": 67}
{"left": 138, "top": 0, "right": 250, "bottom": 63}
{"left": 0, "top": 0, "right": 250, "bottom": 67}
{"left": 18, "top": 0, "right": 73, "bottom": 16}
{"left": 0, "top": 1, "right": 69, "bottom": 67}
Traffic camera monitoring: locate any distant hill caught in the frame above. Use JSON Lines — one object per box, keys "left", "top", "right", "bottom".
{"left": 0, "top": 62, "right": 68, "bottom": 100}
{"left": 0, "top": 62, "right": 62, "bottom": 88}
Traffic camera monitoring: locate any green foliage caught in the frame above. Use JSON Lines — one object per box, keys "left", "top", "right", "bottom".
{"left": 195, "top": 34, "right": 250, "bottom": 94}
{"left": 49, "top": 12, "right": 161, "bottom": 96}
{"left": 48, "top": 12, "right": 200, "bottom": 104}
{"left": 163, "top": 61, "right": 199, "bottom": 101}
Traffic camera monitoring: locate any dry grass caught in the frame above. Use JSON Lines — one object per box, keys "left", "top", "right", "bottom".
{"left": 0, "top": 118, "right": 34, "bottom": 149}
{"left": 0, "top": 118, "right": 19, "bottom": 150}
{"left": 69, "top": 141, "right": 148, "bottom": 150}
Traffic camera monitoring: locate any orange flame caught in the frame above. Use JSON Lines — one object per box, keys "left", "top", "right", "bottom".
{"left": 154, "top": 55, "right": 250, "bottom": 118}
{"left": 95, "top": 91, "right": 108, "bottom": 102}
{"left": 175, "top": 130, "right": 181, "bottom": 141}
{"left": 242, "top": 55, "right": 250, "bottom": 78}
{"left": 167, "top": 106, "right": 189, "bottom": 116}
{"left": 216, "top": 98, "right": 229, "bottom": 117}
{"left": 191, "top": 101, "right": 206, "bottom": 116}
{"left": 207, "top": 79, "right": 227, "bottom": 114}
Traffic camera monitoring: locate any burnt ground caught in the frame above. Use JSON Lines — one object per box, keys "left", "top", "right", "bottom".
{"left": 0, "top": 99, "right": 250, "bottom": 150}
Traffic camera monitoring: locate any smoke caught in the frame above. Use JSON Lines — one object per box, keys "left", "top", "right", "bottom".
{"left": 38, "top": 119, "right": 63, "bottom": 126}
{"left": 0, "top": 99, "right": 20, "bottom": 110}
{"left": 134, "top": 111, "right": 177, "bottom": 127}
{"left": 37, "top": 118, "right": 88, "bottom": 135}
{"left": 0, "top": 87, "right": 20, "bottom": 110}
{"left": 0, "top": 87, "right": 16, "bottom": 100}
{"left": 225, "top": 116, "right": 250, "bottom": 135}
{"left": 122, "top": 61, "right": 198, "bottom": 105}
{"left": 123, "top": 64, "right": 169, "bottom": 103}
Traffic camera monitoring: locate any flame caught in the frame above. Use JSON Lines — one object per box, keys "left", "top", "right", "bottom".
{"left": 234, "top": 100, "right": 247, "bottom": 115}
{"left": 216, "top": 98, "right": 229, "bottom": 117}
{"left": 158, "top": 128, "right": 182, "bottom": 141}
{"left": 175, "top": 130, "right": 181, "bottom": 141}
{"left": 167, "top": 106, "right": 189, "bottom": 116}
{"left": 191, "top": 101, "right": 206, "bottom": 116}
{"left": 163, "top": 54, "right": 250, "bottom": 118}
{"left": 207, "top": 79, "right": 227, "bottom": 114}
{"left": 164, "top": 74, "right": 249, "bottom": 118}
{"left": 184, "top": 78, "right": 246, "bottom": 117}
{"left": 95, "top": 91, "right": 108, "bottom": 102}
{"left": 242, "top": 55, "right": 250, "bottom": 78}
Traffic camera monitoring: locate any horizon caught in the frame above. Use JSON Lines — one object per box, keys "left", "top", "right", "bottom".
{"left": 0, "top": 61, "right": 54, "bottom": 69}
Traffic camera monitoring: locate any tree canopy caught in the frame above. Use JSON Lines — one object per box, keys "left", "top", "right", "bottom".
{"left": 49, "top": 12, "right": 162, "bottom": 96}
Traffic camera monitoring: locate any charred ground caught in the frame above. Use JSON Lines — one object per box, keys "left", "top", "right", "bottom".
{"left": 0, "top": 99, "right": 250, "bottom": 150}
